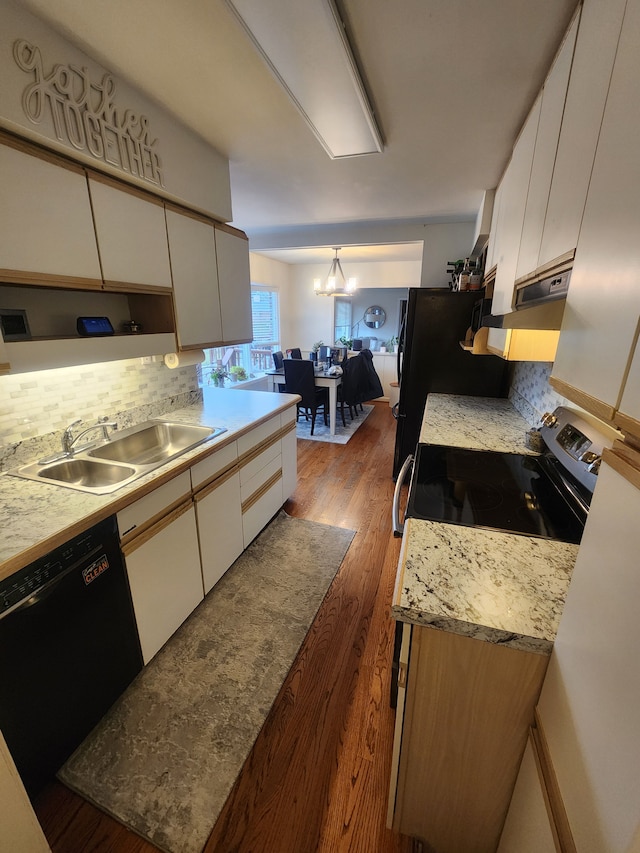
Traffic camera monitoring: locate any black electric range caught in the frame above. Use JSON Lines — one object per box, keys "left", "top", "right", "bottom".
{"left": 395, "top": 406, "right": 615, "bottom": 544}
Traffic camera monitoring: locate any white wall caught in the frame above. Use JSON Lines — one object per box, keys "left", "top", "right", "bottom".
{"left": 248, "top": 220, "right": 475, "bottom": 288}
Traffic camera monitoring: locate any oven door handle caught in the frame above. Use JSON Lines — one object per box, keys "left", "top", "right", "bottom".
{"left": 392, "top": 454, "right": 414, "bottom": 538}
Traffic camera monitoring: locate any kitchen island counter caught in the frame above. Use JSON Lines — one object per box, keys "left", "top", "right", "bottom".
{"left": 0, "top": 388, "right": 299, "bottom": 580}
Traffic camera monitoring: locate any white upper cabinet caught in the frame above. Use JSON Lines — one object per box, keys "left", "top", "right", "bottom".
{"left": 166, "top": 208, "right": 223, "bottom": 349}
{"left": 516, "top": 12, "right": 578, "bottom": 279}
{"left": 491, "top": 95, "right": 541, "bottom": 315}
{"left": 0, "top": 139, "right": 102, "bottom": 285}
{"left": 214, "top": 227, "right": 253, "bottom": 344}
{"left": 88, "top": 175, "right": 172, "bottom": 291}
{"left": 539, "top": 0, "right": 627, "bottom": 268}
{"left": 551, "top": 0, "right": 640, "bottom": 422}
{"left": 485, "top": 181, "right": 503, "bottom": 273}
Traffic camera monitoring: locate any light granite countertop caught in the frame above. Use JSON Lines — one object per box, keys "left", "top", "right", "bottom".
{"left": 0, "top": 389, "right": 299, "bottom": 580}
{"left": 419, "top": 393, "right": 537, "bottom": 454}
{"left": 392, "top": 518, "right": 578, "bottom": 654}
{"left": 395, "top": 393, "right": 577, "bottom": 654}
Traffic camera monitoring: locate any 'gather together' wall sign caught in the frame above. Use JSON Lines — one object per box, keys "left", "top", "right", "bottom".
{"left": 13, "top": 38, "right": 164, "bottom": 187}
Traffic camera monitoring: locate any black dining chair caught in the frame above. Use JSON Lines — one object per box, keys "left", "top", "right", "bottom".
{"left": 272, "top": 350, "right": 284, "bottom": 369}
{"left": 287, "top": 347, "right": 302, "bottom": 360}
{"left": 283, "top": 359, "right": 329, "bottom": 435}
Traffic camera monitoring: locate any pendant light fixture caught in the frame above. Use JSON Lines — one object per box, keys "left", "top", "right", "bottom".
{"left": 313, "top": 248, "right": 357, "bottom": 296}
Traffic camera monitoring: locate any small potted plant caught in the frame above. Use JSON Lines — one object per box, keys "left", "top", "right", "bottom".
{"left": 229, "top": 365, "right": 248, "bottom": 382}
{"left": 386, "top": 336, "right": 399, "bottom": 353}
{"left": 310, "top": 340, "right": 324, "bottom": 363}
{"left": 339, "top": 335, "right": 353, "bottom": 350}
{"left": 210, "top": 367, "right": 227, "bottom": 387}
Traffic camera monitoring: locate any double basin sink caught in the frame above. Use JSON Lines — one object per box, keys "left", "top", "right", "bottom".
{"left": 11, "top": 420, "right": 227, "bottom": 495}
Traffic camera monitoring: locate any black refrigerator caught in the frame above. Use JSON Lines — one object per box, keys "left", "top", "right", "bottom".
{"left": 392, "top": 288, "right": 508, "bottom": 478}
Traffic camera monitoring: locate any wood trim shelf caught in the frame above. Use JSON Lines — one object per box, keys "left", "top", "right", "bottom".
{"left": 548, "top": 376, "right": 616, "bottom": 423}
{"left": 532, "top": 711, "right": 578, "bottom": 853}
{"left": 4, "top": 332, "right": 176, "bottom": 373}
{"left": 0, "top": 269, "right": 103, "bottom": 290}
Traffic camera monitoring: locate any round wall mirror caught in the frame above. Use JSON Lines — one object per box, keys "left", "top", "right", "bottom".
{"left": 364, "top": 306, "right": 386, "bottom": 329}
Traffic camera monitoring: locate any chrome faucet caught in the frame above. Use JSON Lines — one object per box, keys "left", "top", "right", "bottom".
{"left": 62, "top": 417, "right": 118, "bottom": 454}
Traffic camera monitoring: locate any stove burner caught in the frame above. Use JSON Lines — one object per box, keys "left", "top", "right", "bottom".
{"left": 407, "top": 445, "right": 585, "bottom": 544}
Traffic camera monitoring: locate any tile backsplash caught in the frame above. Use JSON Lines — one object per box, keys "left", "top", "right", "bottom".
{"left": 508, "top": 361, "right": 570, "bottom": 426}
{"left": 0, "top": 358, "right": 200, "bottom": 471}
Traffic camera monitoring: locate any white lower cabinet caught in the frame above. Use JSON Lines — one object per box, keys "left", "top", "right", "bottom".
{"left": 191, "top": 441, "right": 243, "bottom": 595}
{"left": 118, "top": 405, "right": 298, "bottom": 663}
{"left": 121, "top": 501, "right": 204, "bottom": 664}
{"left": 194, "top": 469, "right": 243, "bottom": 593}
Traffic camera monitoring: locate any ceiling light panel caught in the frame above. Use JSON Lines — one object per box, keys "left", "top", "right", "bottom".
{"left": 224, "top": 0, "right": 383, "bottom": 158}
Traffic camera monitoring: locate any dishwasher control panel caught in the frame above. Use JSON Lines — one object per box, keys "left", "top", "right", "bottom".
{"left": 1, "top": 520, "right": 108, "bottom": 614}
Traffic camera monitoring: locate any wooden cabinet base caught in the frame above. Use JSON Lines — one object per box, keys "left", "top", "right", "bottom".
{"left": 391, "top": 626, "right": 548, "bottom": 853}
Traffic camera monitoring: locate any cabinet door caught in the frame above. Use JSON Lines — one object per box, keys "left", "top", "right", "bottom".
{"left": 195, "top": 469, "right": 243, "bottom": 594}
{"left": 88, "top": 175, "right": 172, "bottom": 290}
{"left": 485, "top": 179, "right": 504, "bottom": 273}
{"left": 123, "top": 502, "right": 203, "bottom": 664}
{"left": 166, "top": 209, "right": 223, "bottom": 349}
{"left": 539, "top": 0, "right": 627, "bottom": 267}
{"left": 0, "top": 140, "right": 102, "bottom": 285}
{"left": 551, "top": 0, "right": 640, "bottom": 422}
{"left": 516, "top": 13, "right": 578, "bottom": 279}
{"left": 491, "top": 96, "right": 541, "bottom": 315}
{"left": 537, "top": 461, "right": 640, "bottom": 852}
{"left": 214, "top": 226, "right": 252, "bottom": 344}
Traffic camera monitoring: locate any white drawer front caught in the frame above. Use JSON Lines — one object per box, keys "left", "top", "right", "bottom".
{"left": 280, "top": 405, "right": 297, "bottom": 427}
{"left": 190, "top": 441, "right": 238, "bottom": 489}
{"left": 239, "top": 439, "right": 281, "bottom": 487}
{"left": 237, "top": 415, "right": 280, "bottom": 457}
{"left": 117, "top": 470, "right": 191, "bottom": 537}
{"left": 242, "top": 476, "right": 283, "bottom": 548}
{"left": 240, "top": 454, "right": 281, "bottom": 504}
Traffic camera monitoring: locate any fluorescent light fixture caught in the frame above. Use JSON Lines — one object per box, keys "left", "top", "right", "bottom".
{"left": 314, "top": 248, "right": 357, "bottom": 296}
{"left": 224, "top": 0, "right": 383, "bottom": 158}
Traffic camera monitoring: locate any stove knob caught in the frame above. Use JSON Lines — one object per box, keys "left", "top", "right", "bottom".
{"left": 541, "top": 411, "right": 557, "bottom": 427}
{"left": 579, "top": 450, "right": 599, "bottom": 465}
{"left": 588, "top": 455, "right": 602, "bottom": 475}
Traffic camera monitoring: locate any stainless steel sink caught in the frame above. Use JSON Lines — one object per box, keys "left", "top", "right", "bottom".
{"left": 37, "top": 459, "right": 137, "bottom": 491}
{"left": 88, "top": 421, "right": 219, "bottom": 465}
{"left": 9, "top": 419, "right": 227, "bottom": 494}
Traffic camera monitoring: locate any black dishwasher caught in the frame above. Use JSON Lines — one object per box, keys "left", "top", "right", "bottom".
{"left": 0, "top": 515, "right": 143, "bottom": 798}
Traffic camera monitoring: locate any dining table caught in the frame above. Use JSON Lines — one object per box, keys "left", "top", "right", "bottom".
{"left": 265, "top": 367, "right": 343, "bottom": 436}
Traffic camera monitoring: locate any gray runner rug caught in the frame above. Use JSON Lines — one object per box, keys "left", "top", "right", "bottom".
{"left": 296, "top": 403, "right": 373, "bottom": 444}
{"left": 58, "top": 511, "right": 355, "bottom": 853}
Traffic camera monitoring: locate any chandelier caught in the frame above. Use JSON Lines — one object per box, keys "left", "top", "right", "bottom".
{"left": 313, "top": 248, "right": 357, "bottom": 297}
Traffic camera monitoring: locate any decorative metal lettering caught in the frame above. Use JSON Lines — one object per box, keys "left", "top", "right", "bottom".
{"left": 13, "top": 39, "right": 164, "bottom": 187}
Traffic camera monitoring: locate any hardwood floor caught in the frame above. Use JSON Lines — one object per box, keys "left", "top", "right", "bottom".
{"left": 35, "top": 401, "right": 413, "bottom": 853}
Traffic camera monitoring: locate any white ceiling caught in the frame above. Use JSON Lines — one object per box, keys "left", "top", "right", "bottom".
{"left": 18, "top": 0, "right": 578, "bottom": 263}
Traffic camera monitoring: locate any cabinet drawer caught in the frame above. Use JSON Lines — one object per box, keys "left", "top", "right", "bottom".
{"left": 237, "top": 415, "right": 280, "bottom": 458}
{"left": 117, "top": 470, "right": 191, "bottom": 538}
{"left": 240, "top": 454, "right": 281, "bottom": 504}
{"left": 241, "top": 473, "right": 283, "bottom": 548}
{"left": 239, "top": 437, "right": 281, "bottom": 488}
{"left": 190, "top": 441, "right": 238, "bottom": 490}
{"left": 280, "top": 406, "right": 297, "bottom": 428}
